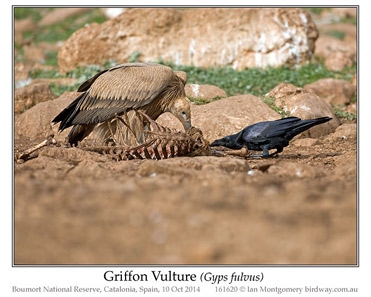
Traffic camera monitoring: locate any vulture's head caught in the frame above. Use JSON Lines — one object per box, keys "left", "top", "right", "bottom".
{"left": 167, "top": 96, "right": 192, "bottom": 131}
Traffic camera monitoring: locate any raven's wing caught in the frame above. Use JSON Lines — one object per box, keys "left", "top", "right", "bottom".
{"left": 53, "top": 63, "right": 174, "bottom": 131}
{"left": 241, "top": 117, "right": 302, "bottom": 143}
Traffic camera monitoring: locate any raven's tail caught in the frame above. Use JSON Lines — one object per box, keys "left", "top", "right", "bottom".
{"left": 285, "top": 117, "right": 332, "bottom": 140}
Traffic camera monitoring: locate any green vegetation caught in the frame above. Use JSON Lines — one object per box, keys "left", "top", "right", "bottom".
{"left": 303, "top": 7, "right": 331, "bottom": 15}
{"left": 325, "top": 30, "right": 345, "bottom": 40}
{"left": 340, "top": 16, "right": 357, "bottom": 26}
{"left": 44, "top": 51, "right": 58, "bottom": 66}
{"left": 189, "top": 96, "right": 224, "bottom": 105}
{"left": 16, "top": 8, "right": 107, "bottom": 44}
{"left": 14, "top": 7, "right": 53, "bottom": 22}
{"left": 261, "top": 97, "right": 290, "bottom": 117}
{"left": 167, "top": 62, "right": 356, "bottom": 97}
{"left": 332, "top": 106, "right": 356, "bottom": 121}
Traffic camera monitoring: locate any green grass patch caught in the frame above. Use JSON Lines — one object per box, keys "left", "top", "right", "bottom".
{"left": 332, "top": 106, "right": 356, "bottom": 120}
{"left": 20, "top": 8, "right": 107, "bottom": 44}
{"left": 340, "top": 16, "right": 357, "bottom": 26}
{"left": 302, "top": 7, "right": 331, "bottom": 15}
{"left": 14, "top": 7, "right": 53, "bottom": 22}
{"left": 44, "top": 51, "right": 59, "bottom": 66}
{"left": 262, "top": 96, "right": 291, "bottom": 117}
{"left": 189, "top": 96, "right": 224, "bottom": 105}
{"left": 325, "top": 30, "right": 346, "bottom": 40}
{"left": 166, "top": 62, "right": 356, "bottom": 97}
{"left": 50, "top": 83, "right": 78, "bottom": 97}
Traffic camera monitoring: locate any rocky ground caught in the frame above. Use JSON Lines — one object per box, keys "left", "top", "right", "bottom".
{"left": 14, "top": 7, "right": 357, "bottom": 265}
{"left": 14, "top": 125, "right": 356, "bottom": 265}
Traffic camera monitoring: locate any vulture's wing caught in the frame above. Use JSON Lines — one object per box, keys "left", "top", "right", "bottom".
{"left": 54, "top": 63, "right": 174, "bottom": 130}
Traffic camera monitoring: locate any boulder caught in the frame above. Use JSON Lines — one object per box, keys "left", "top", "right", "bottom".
{"left": 14, "top": 18, "right": 37, "bottom": 33}
{"left": 331, "top": 124, "right": 357, "bottom": 139}
{"left": 185, "top": 84, "right": 226, "bottom": 101}
{"left": 38, "top": 8, "right": 92, "bottom": 26}
{"left": 266, "top": 83, "right": 340, "bottom": 138}
{"left": 58, "top": 8, "right": 318, "bottom": 72}
{"left": 14, "top": 83, "right": 56, "bottom": 114}
{"left": 158, "top": 95, "right": 281, "bottom": 141}
{"left": 15, "top": 92, "right": 78, "bottom": 140}
{"left": 24, "top": 45, "right": 45, "bottom": 63}
{"left": 304, "top": 78, "right": 356, "bottom": 105}
{"left": 315, "top": 35, "right": 356, "bottom": 62}
{"left": 324, "top": 51, "right": 353, "bottom": 72}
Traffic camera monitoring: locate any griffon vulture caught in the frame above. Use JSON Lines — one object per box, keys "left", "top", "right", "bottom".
{"left": 52, "top": 63, "right": 191, "bottom": 146}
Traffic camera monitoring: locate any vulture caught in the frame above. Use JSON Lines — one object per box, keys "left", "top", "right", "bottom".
{"left": 52, "top": 63, "right": 191, "bottom": 146}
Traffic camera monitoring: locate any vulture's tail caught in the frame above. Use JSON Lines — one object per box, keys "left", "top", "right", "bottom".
{"left": 52, "top": 93, "right": 85, "bottom": 131}
{"left": 67, "top": 124, "right": 95, "bottom": 147}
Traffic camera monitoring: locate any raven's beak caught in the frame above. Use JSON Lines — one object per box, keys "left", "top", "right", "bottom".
{"left": 210, "top": 139, "right": 224, "bottom": 147}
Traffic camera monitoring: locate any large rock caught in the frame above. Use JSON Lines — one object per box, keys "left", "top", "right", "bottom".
{"left": 185, "top": 84, "right": 226, "bottom": 101}
{"left": 158, "top": 95, "right": 281, "bottom": 141}
{"left": 266, "top": 83, "right": 340, "bottom": 138}
{"left": 304, "top": 78, "right": 356, "bottom": 106}
{"left": 317, "top": 23, "right": 357, "bottom": 72}
{"left": 58, "top": 8, "right": 318, "bottom": 72}
{"left": 15, "top": 92, "right": 78, "bottom": 140}
{"left": 331, "top": 124, "right": 357, "bottom": 139}
{"left": 324, "top": 51, "right": 353, "bottom": 72}
{"left": 315, "top": 35, "right": 356, "bottom": 62}
{"left": 14, "top": 83, "right": 56, "bottom": 114}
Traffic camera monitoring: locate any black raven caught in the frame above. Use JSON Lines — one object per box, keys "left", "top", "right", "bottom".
{"left": 210, "top": 117, "right": 332, "bottom": 157}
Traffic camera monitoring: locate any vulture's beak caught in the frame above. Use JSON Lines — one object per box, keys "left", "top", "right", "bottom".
{"left": 184, "top": 119, "right": 192, "bottom": 131}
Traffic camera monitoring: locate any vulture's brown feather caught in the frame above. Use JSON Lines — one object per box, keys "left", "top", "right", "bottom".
{"left": 53, "top": 63, "right": 191, "bottom": 146}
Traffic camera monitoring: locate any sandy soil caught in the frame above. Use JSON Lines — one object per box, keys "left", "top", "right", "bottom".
{"left": 14, "top": 128, "right": 357, "bottom": 265}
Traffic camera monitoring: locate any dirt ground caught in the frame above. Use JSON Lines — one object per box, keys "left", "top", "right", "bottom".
{"left": 14, "top": 126, "right": 357, "bottom": 265}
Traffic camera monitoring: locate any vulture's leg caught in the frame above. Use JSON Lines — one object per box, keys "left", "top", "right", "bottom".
{"left": 115, "top": 114, "right": 138, "bottom": 145}
{"left": 107, "top": 120, "right": 118, "bottom": 145}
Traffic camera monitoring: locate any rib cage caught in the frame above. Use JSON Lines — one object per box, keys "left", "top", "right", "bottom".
{"left": 83, "top": 112, "right": 210, "bottom": 160}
